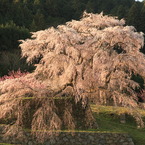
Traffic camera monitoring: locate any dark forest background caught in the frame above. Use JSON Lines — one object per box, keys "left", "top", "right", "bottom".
{"left": 0, "top": 0, "right": 145, "bottom": 76}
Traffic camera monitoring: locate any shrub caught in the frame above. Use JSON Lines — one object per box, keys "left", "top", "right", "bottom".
{"left": 0, "top": 69, "right": 28, "bottom": 81}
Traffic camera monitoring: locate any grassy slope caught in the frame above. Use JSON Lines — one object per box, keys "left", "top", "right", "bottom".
{"left": 91, "top": 105, "right": 145, "bottom": 145}
{"left": 1, "top": 104, "right": 145, "bottom": 145}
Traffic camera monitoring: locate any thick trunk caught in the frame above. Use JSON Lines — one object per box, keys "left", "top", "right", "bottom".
{"left": 55, "top": 97, "right": 98, "bottom": 129}
{"left": 2, "top": 94, "right": 97, "bottom": 143}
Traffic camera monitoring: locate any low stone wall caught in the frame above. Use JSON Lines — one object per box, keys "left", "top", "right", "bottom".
{"left": 0, "top": 128, "right": 135, "bottom": 145}
{"left": 36, "top": 132, "right": 134, "bottom": 145}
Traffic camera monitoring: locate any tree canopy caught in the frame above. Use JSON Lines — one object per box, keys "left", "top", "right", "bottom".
{"left": 20, "top": 11, "right": 145, "bottom": 110}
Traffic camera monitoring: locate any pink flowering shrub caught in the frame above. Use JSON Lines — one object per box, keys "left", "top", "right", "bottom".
{"left": 0, "top": 69, "right": 29, "bottom": 81}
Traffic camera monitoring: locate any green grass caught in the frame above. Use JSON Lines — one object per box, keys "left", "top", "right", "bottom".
{"left": 1, "top": 104, "right": 145, "bottom": 145}
{"left": 0, "top": 143, "right": 15, "bottom": 145}
{"left": 91, "top": 105, "right": 145, "bottom": 145}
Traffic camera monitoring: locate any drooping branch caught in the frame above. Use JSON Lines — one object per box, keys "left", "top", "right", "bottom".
{"left": 0, "top": 12, "right": 145, "bottom": 143}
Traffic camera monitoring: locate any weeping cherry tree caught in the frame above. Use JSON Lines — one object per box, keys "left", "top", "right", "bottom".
{"left": 0, "top": 12, "right": 145, "bottom": 143}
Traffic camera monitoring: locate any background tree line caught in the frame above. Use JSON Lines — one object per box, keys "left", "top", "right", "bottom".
{"left": 0, "top": 0, "right": 144, "bottom": 50}
{"left": 0, "top": 0, "right": 145, "bottom": 76}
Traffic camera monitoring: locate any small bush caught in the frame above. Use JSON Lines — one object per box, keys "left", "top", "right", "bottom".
{"left": 0, "top": 69, "right": 28, "bottom": 81}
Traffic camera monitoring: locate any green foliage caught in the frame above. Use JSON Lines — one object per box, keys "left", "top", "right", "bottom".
{"left": 0, "top": 21, "right": 30, "bottom": 50}
{"left": 0, "top": 0, "right": 144, "bottom": 34}
{"left": 127, "top": 2, "right": 142, "bottom": 31}
{"left": 0, "top": 0, "right": 138, "bottom": 31}
{"left": 91, "top": 105, "right": 145, "bottom": 145}
{"left": 30, "top": 10, "right": 46, "bottom": 31}
{"left": 0, "top": 50, "right": 34, "bottom": 77}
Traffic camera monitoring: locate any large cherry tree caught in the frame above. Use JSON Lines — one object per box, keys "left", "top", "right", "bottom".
{"left": 0, "top": 12, "right": 145, "bottom": 143}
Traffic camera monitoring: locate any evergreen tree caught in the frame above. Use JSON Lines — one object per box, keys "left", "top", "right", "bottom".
{"left": 140, "top": 4, "right": 145, "bottom": 33}
{"left": 86, "top": 0, "right": 96, "bottom": 13}
{"left": 0, "top": 21, "right": 30, "bottom": 50}
{"left": 30, "top": 10, "right": 46, "bottom": 31}
{"left": 127, "top": 2, "right": 142, "bottom": 31}
{"left": 116, "top": 5, "right": 128, "bottom": 19}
